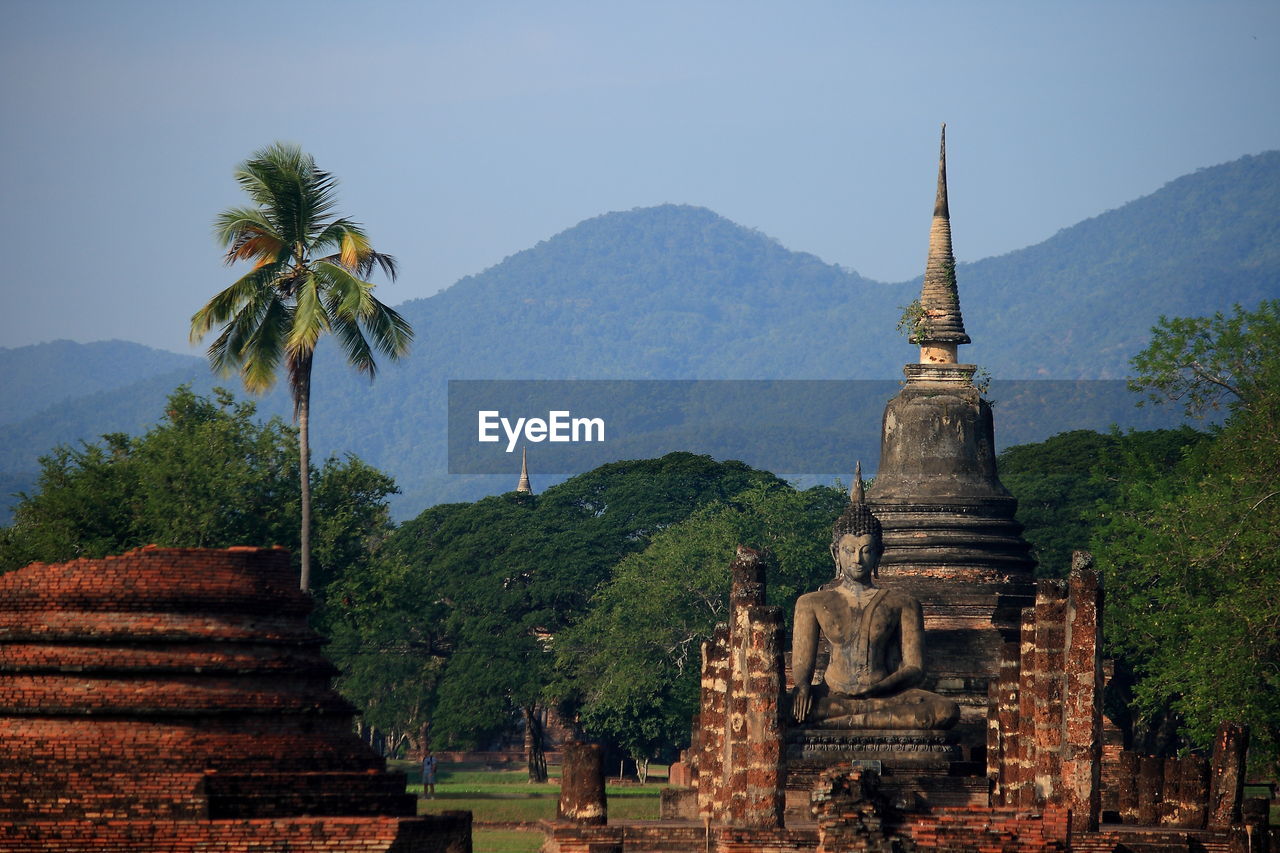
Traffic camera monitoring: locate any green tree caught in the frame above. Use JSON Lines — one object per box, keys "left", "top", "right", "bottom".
{"left": 191, "top": 142, "right": 412, "bottom": 591}
{"left": 1129, "top": 300, "right": 1280, "bottom": 417}
{"left": 325, "top": 453, "right": 784, "bottom": 779}
{"left": 0, "top": 387, "right": 397, "bottom": 590}
{"left": 999, "top": 427, "right": 1209, "bottom": 578}
{"left": 555, "top": 482, "right": 846, "bottom": 770}
{"left": 1096, "top": 300, "right": 1280, "bottom": 769}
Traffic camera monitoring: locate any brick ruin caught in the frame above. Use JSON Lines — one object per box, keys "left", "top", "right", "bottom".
{"left": 541, "top": 129, "right": 1276, "bottom": 851}
{"left": 0, "top": 545, "right": 470, "bottom": 852}
{"left": 541, "top": 544, "right": 1275, "bottom": 853}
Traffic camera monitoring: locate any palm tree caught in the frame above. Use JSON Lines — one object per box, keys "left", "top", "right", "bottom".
{"left": 191, "top": 143, "right": 412, "bottom": 591}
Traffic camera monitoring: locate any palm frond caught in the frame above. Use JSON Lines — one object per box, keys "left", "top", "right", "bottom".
{"left": 214, "top": 206, "right": 281, "bottom": 250}
{"left": 360, "top": 296, "right": 414, "bottom": 358}
{"left": 285, "top": 273, "right": 329, "bottom": 357}
{"left": 329, "top": 312, "right": 377, "bottom": 378}
{"left": 203, "top": 285, "right": 280, "bottom": 379}
{"left": 358, "top": 249, "right": 398, "bottom": 280}
{"left": 237, "top": 298, "right": 293, "bottom": 393}
{"left": 315, "top": 261, "right": 371, "bottom": 319}
{"left": 190, "top": 264, "right": 284, "bottom": 342}
{"left": 317, "top": 265, "right": 411, "bottom": 369}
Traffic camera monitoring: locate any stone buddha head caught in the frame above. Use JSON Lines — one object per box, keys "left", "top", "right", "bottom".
{"left": 830, "top": 493, "right": 883, "bottom": 584}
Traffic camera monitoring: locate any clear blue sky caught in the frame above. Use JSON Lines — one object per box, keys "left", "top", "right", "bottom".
{"left": 2, "top": 0, "right": 1277, "bottom": 354}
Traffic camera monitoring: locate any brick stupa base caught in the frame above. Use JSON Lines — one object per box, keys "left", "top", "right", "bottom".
{"left": 0, "top": 546, "right": 469, "bottom": 852}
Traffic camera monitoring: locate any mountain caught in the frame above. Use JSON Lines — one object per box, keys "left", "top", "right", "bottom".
{"left": 0, "top": 340, "right": 200, "bottom": 425}
{"left": 956, "top": 151, "right": 1280, "bottom": 377}
{"left": 2, "top": 151, "right": 1278, "bottom": 519}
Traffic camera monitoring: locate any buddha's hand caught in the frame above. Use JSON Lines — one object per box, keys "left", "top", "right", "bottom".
{"left": 792, "top": 684, "right": 811, "bottom": 723}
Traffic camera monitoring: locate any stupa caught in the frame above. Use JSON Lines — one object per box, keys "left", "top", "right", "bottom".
{"left": 0, "top": 545, "right": 469, "bottom": 851}
{"left": 866, "top": 125, "right": 1036, "bottom": 755}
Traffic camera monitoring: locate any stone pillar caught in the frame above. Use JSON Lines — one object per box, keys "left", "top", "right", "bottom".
{"left": 1031, "top": 580, "right": 1067, "bottom": 805}
{"left": 1137, "top": 754, "right": 1164, "bottom": 825}
{"left": 697, "top": 625, "right": 729, "bottom": 821}
{"left": 1209, "top": 722, "right": 1249, "bottom": 828}
{"left": 742, "top": 605, "right": 785, "bottom": 828}
{"left": 991, "top": 641, "right": 1020, "bottom": 806}
{"left": 1117, "top": 751, "right": 1140, "bottom": 824}
{"left": 725, "top": 550, "right": 766, "bottom": 825}
{"left": 1181, "top": 754, "right": 1209, "bottom": 829}
{"left": 557, "top": 742, "right": 607, "bottom": 825}
{"left": 1062, "top": 553, "right": 1103, "bottom": 831}
{"left": 1159, "top": 757, "right": 1181, "bottom": 826}
{"left": 1014, "top": 606, "right": 1038, "bottom": 808}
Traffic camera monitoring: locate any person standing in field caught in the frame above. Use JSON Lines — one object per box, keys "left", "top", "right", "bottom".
{"left": 422, "top": 750, "right": 438, "bottom": 798}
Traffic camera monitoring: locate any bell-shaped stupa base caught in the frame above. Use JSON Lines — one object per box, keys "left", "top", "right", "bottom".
{"left": 867, "top": 364, "right": 1036, "bottom": 754}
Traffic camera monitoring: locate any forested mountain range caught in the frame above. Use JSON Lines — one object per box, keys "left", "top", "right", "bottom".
{"left": 0, "top": 340, "right": 200, "bottom": 426}
{"left": 2, "top": 151, "right": 1278, "bottom": 518}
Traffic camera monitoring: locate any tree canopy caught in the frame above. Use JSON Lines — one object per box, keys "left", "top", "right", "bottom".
{"left": 323, "top": 452, "right": 789, "bottom": 771}
{"left": 1095, "top": 300, "right": 1280, "bottom": 769}
{"left": 0, "top": 386, "right": 397, "bottom": 589}
{"left": 554, "top": 482, "right": 846, "bottom": 765}
{"left": 999, "top": 427, "right": 1209, "bottom": 578}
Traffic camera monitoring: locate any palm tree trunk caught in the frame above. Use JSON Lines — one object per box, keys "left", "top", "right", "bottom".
{"left": 295, "top": 353, "right": 313, "bottom": 592}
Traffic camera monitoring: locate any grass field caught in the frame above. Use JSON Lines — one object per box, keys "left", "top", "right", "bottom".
{"left": 389, "top": 760, "right": 668, "bottom": 853}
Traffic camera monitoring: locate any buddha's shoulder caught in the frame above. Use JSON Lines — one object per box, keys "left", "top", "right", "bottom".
{"left": 877, "top": 587, "right": 922, "bottom": 609}
{"left": 795, "top": 588, "right": 843, "bottom": 608}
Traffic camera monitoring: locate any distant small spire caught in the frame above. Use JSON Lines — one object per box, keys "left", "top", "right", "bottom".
{"left": 516, "top": 446, "right": 532, "bottom": 494}
{"left": 914, "top": 123, "right": 971, "bottom": 359}
{"left": 849, "top": 461, "right": 865, "bottom": 504}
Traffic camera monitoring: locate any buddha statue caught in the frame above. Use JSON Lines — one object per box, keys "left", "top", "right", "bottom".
{"left": 790, "top": 476, "right": 959, "bottom": 730}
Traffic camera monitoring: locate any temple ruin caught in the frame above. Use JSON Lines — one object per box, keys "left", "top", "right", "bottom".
{"left": 0, "top": 545, "right": 469, "bottom": 852}
{"left": 543, "top": 128, "right": 1275, "bottom": 853}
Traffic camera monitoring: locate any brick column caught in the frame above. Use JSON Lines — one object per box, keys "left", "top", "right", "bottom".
{"left": 1180, "top": 754, "right": 1209, "bottom": 829}
{"left": 1031, "top": 580, "right": 1067, "bottom": 806}
{"left": 1117, "top": 751, "right": 1140, "bottom": 823}
{"left": 725, "top": 549, "right": 766, "bottom": 825}
{"left": 1208, "top": 722, "right": 1249, "bottom": 828}
{"left": 1137, "top": 755, "right": 1163, "bottom": 825}
{"left": 1062, "top": 553, "right": 1103, "bottom": 831}
{"left": 741, "top": 605, "right": 784, "bottom": 828}
{"left": 558, "top": 743, "right": 607, "bottom": 825}
{"left": 697, "top": 626, "right": 729, "bottom": 821}
{"left": 991, "top": 641, "right": 1020, "bottom": 806}
{"left": 1013, "top": 605, "right": 1038, "bottom": 808}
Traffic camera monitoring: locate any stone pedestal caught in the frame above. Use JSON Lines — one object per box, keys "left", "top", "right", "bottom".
{"left": 784, "top": 728, "right": 983, "bottom": 814}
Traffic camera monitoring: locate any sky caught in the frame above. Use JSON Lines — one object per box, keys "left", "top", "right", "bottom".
{"left": 2, "top": 0, "right": 1278, "bottom": 355}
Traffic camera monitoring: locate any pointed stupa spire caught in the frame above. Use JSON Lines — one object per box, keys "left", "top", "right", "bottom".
{"left": 516, "top": 446, "right": 532, "bottom": 494}
{"left": 849, "top": 460, "right": 865, "bottom": 504}
{"left": 914, "top": 123, "right": 971, "bottom": 363}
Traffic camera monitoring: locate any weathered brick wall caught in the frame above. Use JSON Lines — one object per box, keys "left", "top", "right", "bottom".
{"left": 691, "top": 547, "right": 785, "bottom": 828}
{"left": 908, "top": 804, "right": 1070, "bottom": 852}
{"left": 697, "top": 624, "right": 729, "bottom": 820}
{"left": 0, "top": 546, "right": 468, "bottom": 852}
{"left": 0, "top": 813, "right": 473, "bottom": 853}
{"left": 983, "top": 551, "right": 1264, "bottom": 850}
{"left": 989, "top": 554, "right": 1103, "bottom": 832}
{"left": 542, "top": 822, "right": 819, "bottom": 853}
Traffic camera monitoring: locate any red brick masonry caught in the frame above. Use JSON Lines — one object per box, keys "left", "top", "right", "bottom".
{"left": 0, "top": 546, "right": 469, "bottom": 852}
